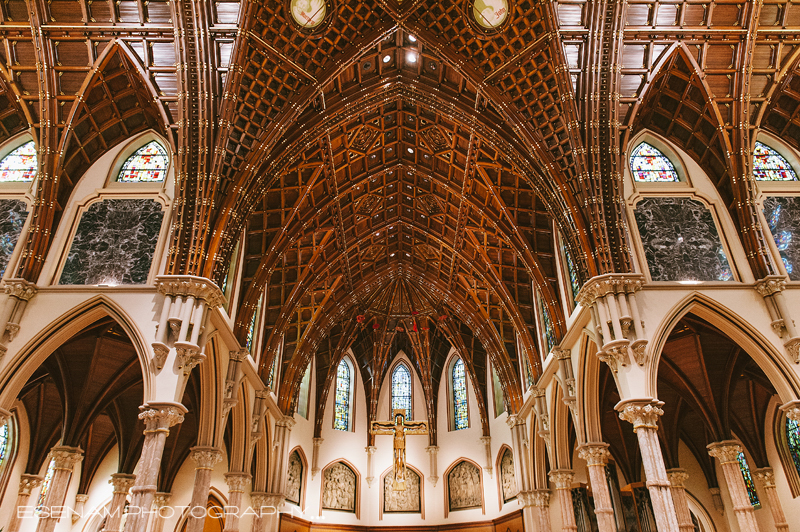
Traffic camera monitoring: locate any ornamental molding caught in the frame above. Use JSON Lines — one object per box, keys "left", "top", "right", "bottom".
{"left": 155, "top": 275, "right": 226, "bottom": 308}
{"left": 780, "top": 400, "right": 800, "bottom": 421}
{"left": 18, "top": 474, "right": 44, "bottom": 495}
{"left": 706, "top": 440, "right": 742, "bottom": 464}
{"left": 578, "top": 443, "right": 610, "bottom": 466}
{"left": 575, "top": 273, "right": 645, "bottom": 308}
{"left": 548, "top": 469, "right": 575, "bottom": 490}
{"left": 3, "top": 278, "right": 38, "bottom": 301}
{"left": 153, "top": 492, "right": 172, "bottom": 508}
{"left": 754, "top": 275, "right": 787, "bottom": 296}
{"left": 616, "top": 399, "right": 664, "bottom": 432}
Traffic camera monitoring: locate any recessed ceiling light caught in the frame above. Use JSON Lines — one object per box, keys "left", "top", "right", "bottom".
{"left": 408, "top": 35, "right": 417, "bottom": 42}
{"left": 407, "top": 52, "right": 417, "bottom": 63}
{"left": 383, "top": 55, "right": 391, "bottom": 63}
{"left": 407, "top": 147, "right": 414, "bottom": 153}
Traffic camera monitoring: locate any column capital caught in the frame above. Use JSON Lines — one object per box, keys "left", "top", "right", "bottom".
{"left": 155, "top": 275, "right": 225, "bottom": 308}
{"left": 506, "top": 414, "right": 524, "bottom": 427}
{"left": 425, "top": 445, "right": 439, "bottom": 454}
{"left": 755, "top": 275, "right": 787, "bottom": 296}
{"left": 578, "top": 442, "right": 610, "bottom": 465}
{"left": 0, "top": 407, "right": 11, "bottom": 425}
{"left": 752, "top": 467, "right": 776, "bottom": 488}
{"left": 190, "top": 446, "right": 223, "bottom": 469}
{"left": 3, "top": 278, "right": 38, "bottom": 301}
{"left": 520, "top": 489, "right": 551, "bottom": 507}
{"left": 576, "top": 273, "right": 645, "bottom": 307}
{"left": 553, "top": 347, "right": 572, "bottom": 360}
{"left": 50, "top": 446, "right": 84, "bottom": 469}
{"left": 313, "top": 437, "right": 324, "bottom": 447}
{"left": 707, "top": 440, "right": 742, "bottom": 464}
{"left": 109, "top": 473, "right": 137, "bottom": 493}
{"left": 276, "top": 415, "right": 296, "bottom": 429}
{"left": 18, "top": 474, "right": 45, "bottom": 495}
{"left": 139, "top": 402, "right": 187, "bottom": 430}
{"left": 548, "top": 469, "right": 575, "bottom": 489}
{"left": 479, "top": 436, "right": 492, "bottom": 444}
{"left": 224, "top": 472, "right": 251, "bottom": 492}
{"left": 365, "top": 446, "right": 377, "bottom": 455}
{"left": 250, "top": 492, "right": 284, "bottom": 513}
{"left": 616, "top": 398, "right": 664, "bottom": 431}
{"left": 230, "top": 348, "right": 249, "bottom": 362}
{"left": 780, "top": 400, "right": 800, "bottom": 421}
{"left": 153, "top": 492, "right": 172, "bottom": 508}
{"left": 666, "top": 468, "right": 689, "bottom": 488}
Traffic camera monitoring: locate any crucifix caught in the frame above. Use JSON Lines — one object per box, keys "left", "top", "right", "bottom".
{"left": 370, "top": 409, "right": 428, "bottom": 490}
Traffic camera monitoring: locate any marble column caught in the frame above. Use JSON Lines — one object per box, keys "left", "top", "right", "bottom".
{"left": 528, "top": 489, "right": 553, "bottom": 532}
{"left": 104, "top": 473, "right": 136, "bottom": 532}
{"left": 578, "top": 443, "right": 616, "bottom": 532}
{"left": 125, "top": 404, "right": 185, "bottom": 532}
{"left": 268, "top": 417, "right": 295, "bottom": 495}
{"left": 223, "top": 472, "right": 251, "bottom": 532}
{"left": 250, "top": 492, "right": 283, "bottom": 532}
{"left": 549, "top": 469, "right": 578, "bottom": 532}
{"left": 707, "top": 441, "right": 761, "bottom": 532}
{"left": 666, "top": 469, "right": 694, "bottom": 532}
{"left": 753, "top": 468, "right": 788, "bottom": 532}
{"left": 7, "top": 474, "right": 44, "bottom": 532}
{"left": 150, "top": 493, "right": 172, "bottom": 532}
{"left": 185, "top": 447, "right": 224, "bottom": 532}
{"left": 617, "top": 400, "right": 680, "bottom": 532}
{"left": 35, "top": 446, "right": 84, "bottom": 532}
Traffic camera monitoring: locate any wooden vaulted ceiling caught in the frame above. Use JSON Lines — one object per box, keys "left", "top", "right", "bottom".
{"left": 3, "top": 0, "right": 800, "bottom": 423}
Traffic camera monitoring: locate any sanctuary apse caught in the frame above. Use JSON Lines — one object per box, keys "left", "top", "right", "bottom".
{"left": 1, "top": 1, "right": 800, "bottom": 532}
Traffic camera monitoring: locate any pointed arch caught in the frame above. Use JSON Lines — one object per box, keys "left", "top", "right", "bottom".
{"left": 286, "top": 445, "right": 308, "bottom": 510}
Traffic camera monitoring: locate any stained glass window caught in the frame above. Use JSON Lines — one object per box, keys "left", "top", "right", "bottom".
{"left": 752, "top": 142, "right": 798, "bottom": 181}
{"left": 36, "top": 458, "right": 56, "bottom": 511}
{"left": 334, "top": 359, "right": 351, "bottom": 431}
{"left": 492, "top": 365, "right": 504, "bottom": 417}
{"left": 266, "top": 357, "right": 278, "bottom": 392}
{"left": 630, "top": 142, "right": 679, "bottom": 182}
{"left": 0, "top": 141, "right": 37, "bottom": 182}
{"left": 391, "top": 363, "right": 412, "bottom": 419}
{"left": 117, "top": 141, "right": 169, "bottom": 182}
{"left": 0, "top": 422, "right": 7, "bottom": 464}
{"left": 787, "top": 417, "right": 800, "bottom": 477}
{"left": 452, "top": 358, "right": 468, "bottom": 430}
{"left": 246, "top": 295, "right": 262, "bottom": 352}
{"left": 763, "top": 197, "right": 800, "bottom": 279}
{"left": 564, "top": 248, "right": 581, "bottom": 301}
{"left": 297, "top": 362, "right": 311, "bottom": 419}
{"left": 539, "top": 294, "right": 556, "bottom": 353}
{"left": 737, "top": 451, "right": 761, "bottom": 508}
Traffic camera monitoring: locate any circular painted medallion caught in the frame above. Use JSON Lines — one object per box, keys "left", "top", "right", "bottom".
{"left": 472, "top": 0, "right": 509, "bottom": 29}
{"left": 290, "top": 0, "right": 327, "bottom": 29}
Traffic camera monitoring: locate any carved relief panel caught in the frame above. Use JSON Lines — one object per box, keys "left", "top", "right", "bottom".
{"left": 447, "top": 460, "right": 482, "bottom": 511}
{"left": 383, "top": 467, "right": 421, "bottom": 513}
{"left": 285, "top": 450, "right": 303, "bottom": 505}
{"left": 322, "top": 462, "right": 357, "bottom": 512}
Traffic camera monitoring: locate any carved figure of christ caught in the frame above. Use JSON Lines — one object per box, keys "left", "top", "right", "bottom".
{"left": 370, "top": 409, "right": 428, "bottom": 490}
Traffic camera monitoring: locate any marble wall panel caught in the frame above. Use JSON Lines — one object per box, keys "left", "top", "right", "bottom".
{"left": 0, "top": 199, "right": 28, "bottom": 276}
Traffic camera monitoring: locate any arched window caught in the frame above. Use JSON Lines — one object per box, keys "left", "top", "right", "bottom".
{"left": 0, "top": 140, "right": 37, "bottom": 182}
{"left": 564, "top": 248, "right": 580, "bottom": 302}
{"left": 116, "top": 140, "right": 169, "bottom": 183}
{"left": 452, "top": 358, "right": 468, "bottom": 430}
{"left": 0, "top": 422, "right": 8, "bottom": 465}
{"left": 736, "top": 451, "right": 761, "bottom": 509}
{"left": 630, "top": 142, "right": 679, "bottom": 182}
{"left": 787, "top": 417, "right": 800, "bottom": 477}
{"left": 391, "top": 363, "right": 412, "bottom": 419}
{"left": 334, "top": 358, "right": 352, "bottom": 431}
{"left": 537, "top": 292, "right": 556, "bottom": 353}
{"left": 752, "top": 141, "right": 798, "bottom": 181}
{"left": 36, "top": 458, "right": 56, "bottom": 511}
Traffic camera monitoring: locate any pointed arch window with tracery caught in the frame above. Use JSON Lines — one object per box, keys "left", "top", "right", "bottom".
{"left": 391, "top": 363, "right": 412, "bottom": 419}
{"left": 787, "top": 417, "right": 800, "bottom": 477}
{"left": 334, "top": 359, "right": 352, "bottom": 431}
{"left": 737, "top": 451, "right": 761, "bottom": 508}
{"left": 116, "top": 140, "right": 169, "bottom": 183}
{"left": 630, "top": 142, "right": 679, "bottom": 182}
{"left": 0, "top": 141, "right": 37, "bottom": 182}
{"left": 752, "top": 142, "right": 798, "bottom": 181}
{"left": 452, "top": 358, "right": 469, "bottom": 430}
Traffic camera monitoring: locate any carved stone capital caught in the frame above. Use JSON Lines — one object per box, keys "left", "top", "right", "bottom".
{"left": 0, "top": 407, "right": 11, "bottom": 425}
{"left": 250, "top": 492, "right": 284, "bottom": 513}
{"left": 109, "top": 473, "right": 136, "bottom": 493}
{"left": 707, "top": 440, "right": 742, "bottom": 464}
{"left": 479, "top": 436, "right": 492, "bottom": 444}
{"left": 425, "top": 445, "right": 439, "bottom": 455}
{"left": 785, "top": 337, "right": 800, "bottom": 363}
{"left": 666, "top": 469, "right": 689, "bottom": 488}
{"left": 531, "top": 489, "right": 551, "bottom": 507}
{"left": 50, "top": 446, "right": 84, "bottom": 469}
{"left": 532, "top": 387, "right": 546, "bottom": 399}
{"left": 752, "top": 467, "right": 775, "bottom": 488}
{"left": 709, "top": 487, "right": 724, "bottom": 514}
{"left": 276, "top": 415, "right": 296, "bottom": 429}
{"left": 175, "top": 343, "right": 205, "bottom": 374}
{"left": 505, "top": 414, "right": 520, "bottom": 427}
{"left": 578, "top": 443, "right": 610, "bottom": 466}
{"left": 575, "top": 273, "right": 645, "bottom": 307}
{"left": 153, "top": 492, "right": 172, "bottom": 508}
{"left": 155, "top": 275, "right": 226, "bottom": 308}
{"left": 190, "top": 447, "right": 223, "bottom": 469}
{"left": 151, "top": 343, "right": 169, "bottom": 369}
{"left": 616, "top": 399, "right": 664, "bottom": 432}
{"left": 631, "top": 339, "right": 648, "bottom": 366}
{"left": 548, "top": 469, "right": 575, "bottom": 490}
{"left": 18, "top": 474, "right": 44, "bottom": 495}
{"left": 780, "top": 400, "right": 800, "bottom": 421}
{"left": 3, "top": 278, "right": 38, "bottom": 301}
{"left": 553, "top": 347, "right": 571, "bottom": 360}
{"left": 365, "top": 445, "right": 377, "bottom": 455}
{"left": 313, "top": 437, "right": 324, "bottom": 447}
{"left": 755, "top": 275, "right": 787, "bottom": 296}
{"left": 224, "top": 472, "right": 251, "bottom": 492}
{"left": 138, "top": 403, "right": 186, "bottom": 431}
{"left": 230, "top": 348, "right": 249, "bottom": 362}
{"left": 5, "top": 322, "right": 20, "bottom": 341}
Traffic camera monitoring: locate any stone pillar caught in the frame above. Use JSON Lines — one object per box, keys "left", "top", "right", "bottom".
{"left": 250, "top": 492, "right": 283, "bottom": 532}
{"left": 530, "top": 489, "right": 553, "bottom": 532}
{"left": 104, "top": 473, "right": 136, "bottom": 532}
{"left": 753, "top": 468, "right": 788, "bottom": 532}
{"left": 125, "top": 404, "right": 186, "bottom": 532}
{"left": 223, "top": 472, "right": 252, "bottom": 532}
{"left": 508, "top": 415, "right": 532, "bottom": 493}
{"left": 549, "top": 469, "right": 578, "bottom": 532}
{"left": 617, "top": 399, "right": 680, "bottom": 532}
{"left": 150, "top": 493, "right": 172, "bottom": 532}
{"left": 426, "top": 446, "right": 439, "bottom": 486}
{"left": 7, "top": 474, "right": 44, "bottom": 532}
{"left": 578, "top": 443, "right": 616, "bottom": 532}
{"left": 666, "top": 469, "right": 694, "bottom": 532}
{"left": 365, "top": 446, "right": 377, "bottom": 487}
{"left": 184, "top": 447, "right": 224, "bottom": 532}
{"left": 707, "top": 441, "right": 761, "bottom": 532}
{"left": 268, "top": 417, "right": 295, "bottom": 495}
{"left": 311, "top": 437, "right": 323, "bottom": 478}
{"left": 35, "top": 446, "right": 84, "bottom": 532}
